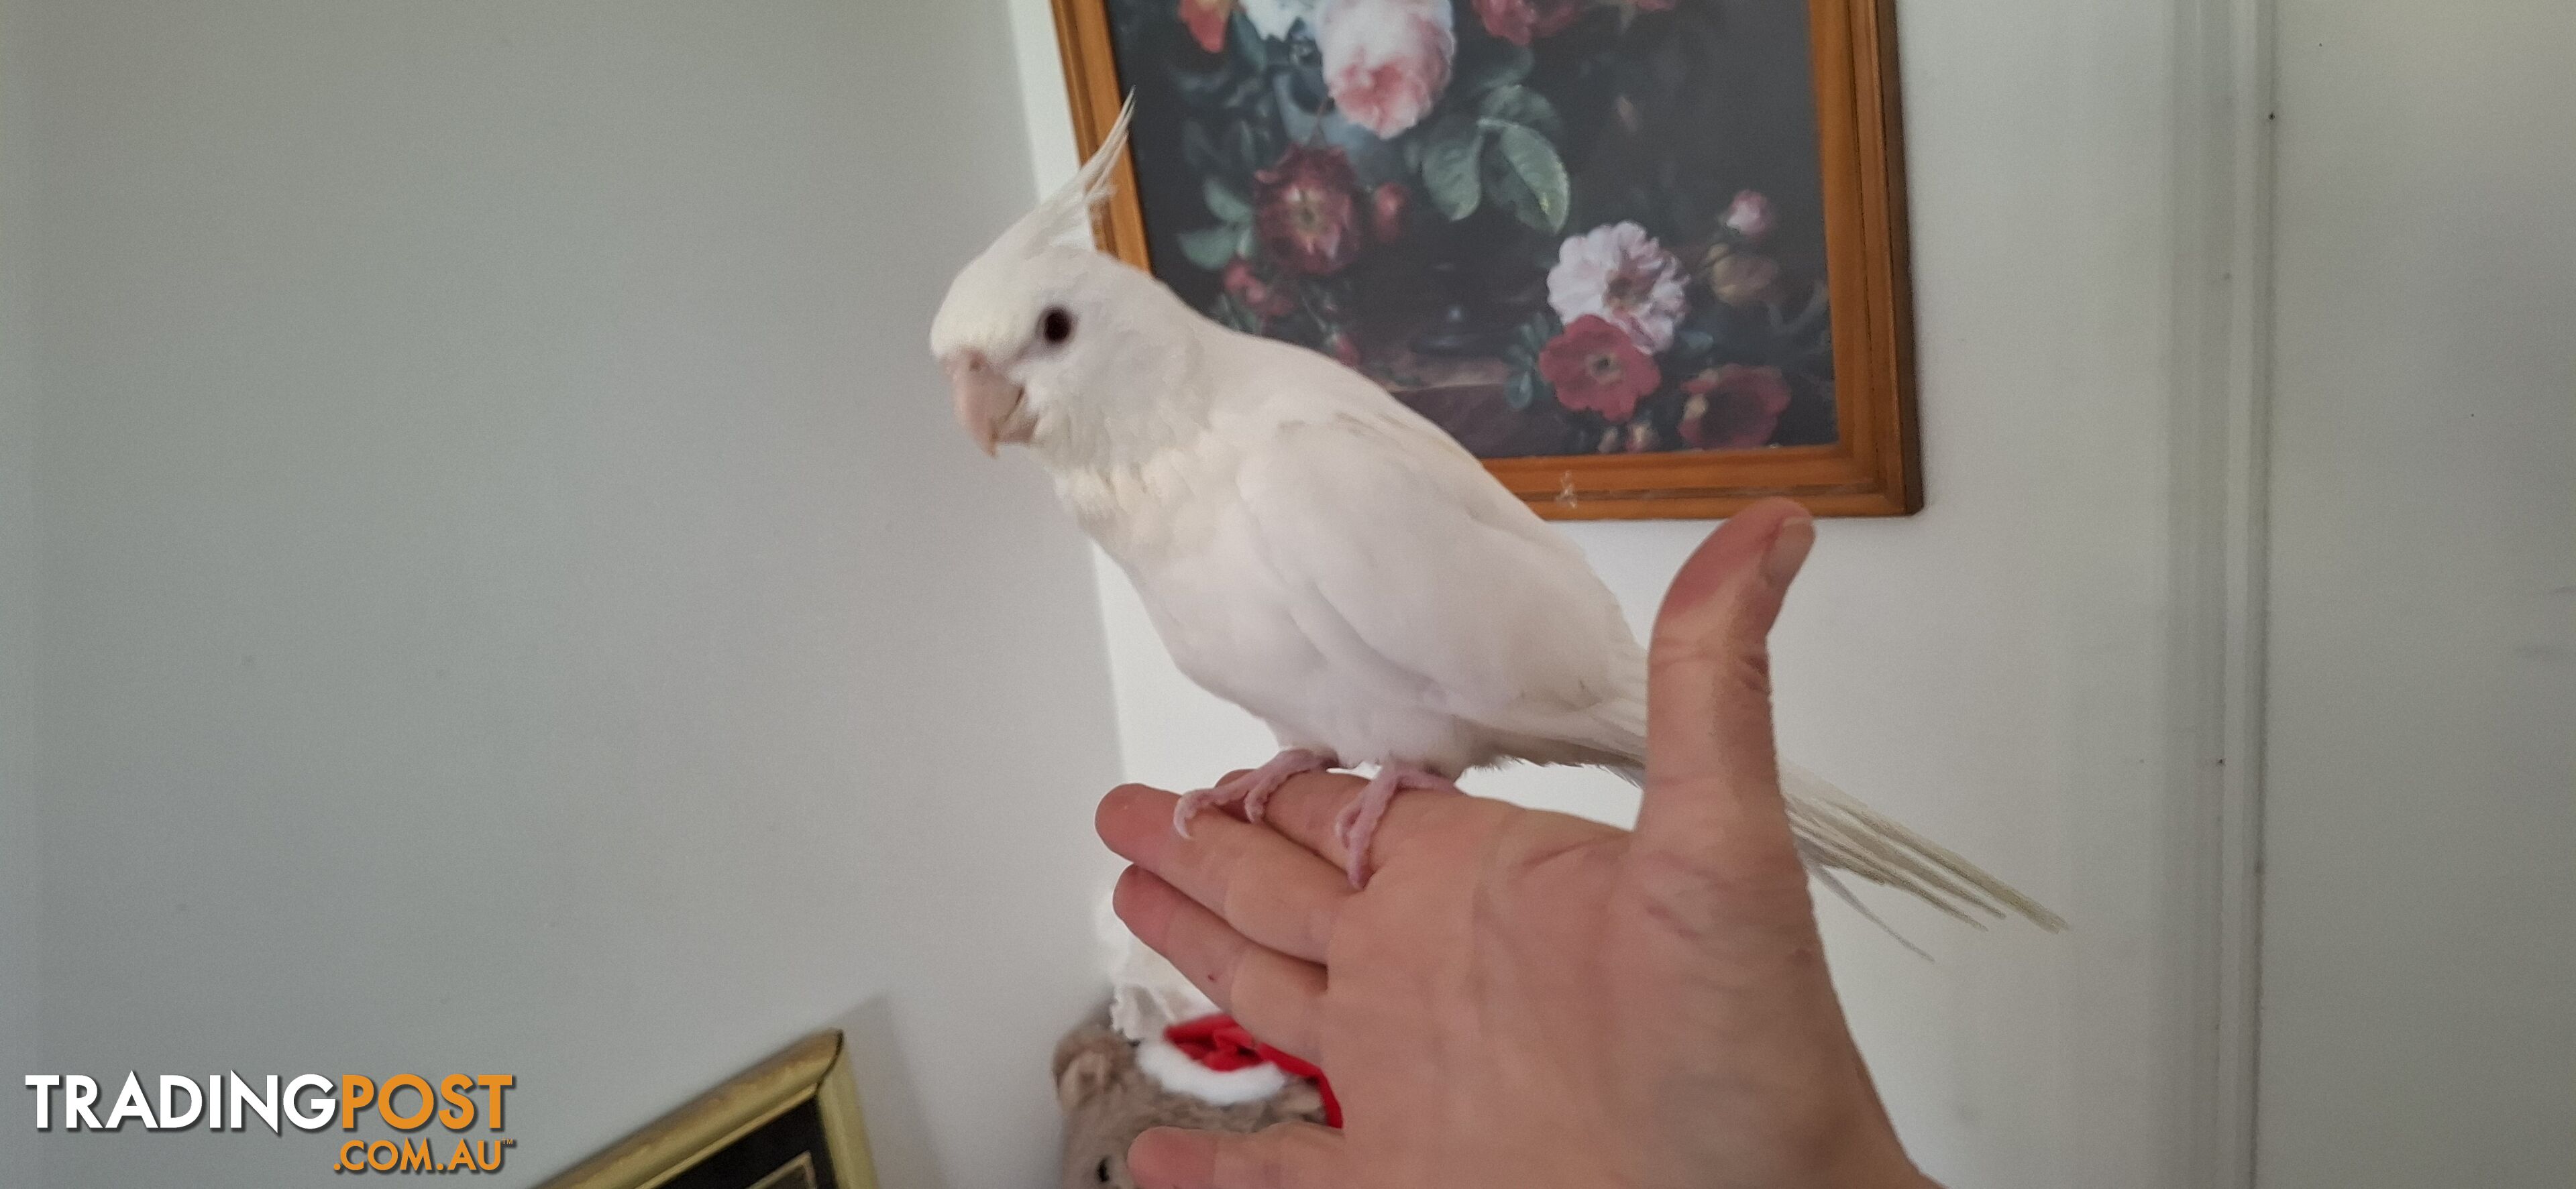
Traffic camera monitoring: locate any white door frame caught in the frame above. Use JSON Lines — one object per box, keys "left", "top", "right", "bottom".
{"left": 2167, "top": 0, "right": 2275, "bottom": 1182}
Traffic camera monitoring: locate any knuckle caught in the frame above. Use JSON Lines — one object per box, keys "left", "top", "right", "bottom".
{"left": 1301, "top": 897, "right": 1340, "bottom": 957}
{"left": 1232, "top": 956, "right": 1318, "bottom": 1043}
{"left": 1629, "top": 837, "right": 1808, "bottom": 933}
{"left": 1647, "top": 638, "right": 1774, "bottom": 701}
{"left": 1216, "top": 871, "right": 1258, "bottom": 933}
{"left": 1724, "top": 645, "right": 1773, "bottom": 699}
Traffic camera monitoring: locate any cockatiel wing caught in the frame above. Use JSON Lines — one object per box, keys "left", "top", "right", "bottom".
{"left": 1218, "top": 349, "right": 2062, "bottom": 936}
{"left": 1227, "top": 396, "right": 1648, "bottom": 770}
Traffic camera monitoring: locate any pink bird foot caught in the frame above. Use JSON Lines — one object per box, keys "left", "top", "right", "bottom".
{"left": 1173, "top": 748, "right": 1340, "bottom": 838}
{"left": 1332, "top": 763, "right": 1463, "bottom": 889}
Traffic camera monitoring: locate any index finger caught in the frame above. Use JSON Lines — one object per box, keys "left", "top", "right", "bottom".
{"left": 1244, "top": 769, "right": 1454, "bottom": 879}
{"left": 1095, "top": 783, "right": 1352, "bottom": 962}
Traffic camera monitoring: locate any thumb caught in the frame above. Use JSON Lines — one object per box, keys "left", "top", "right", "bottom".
{"left": 1128, "top": 1123, "right": 1343, "bottom": 1189}
{"left": 1631, "top": 497, "right": 1814, "bottom": 881}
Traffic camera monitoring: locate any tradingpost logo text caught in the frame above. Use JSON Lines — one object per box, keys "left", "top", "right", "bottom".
{"left": 23, "top": 1072, "right": 517, "bottom": 1174}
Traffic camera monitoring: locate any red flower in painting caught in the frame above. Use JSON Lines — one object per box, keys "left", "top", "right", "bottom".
{"left": 1223, "top": 258, "right": 1295, "bottom": 317}
{"left": 1678, "top": 364, "right": 1792, "bottom": 449}
{"left": 1181, "top": 0, "right": 1237, "bottom": 53}
{"left": 1370, "top": 182, "right": 1411, "bottom": 243}
{"left": 1539, "top": 315, "right": 1662, "bottom": 422}
{"left": 1472, "top": 0, "right": 1583, "bottom": 46}
{"left": 1324, "top": 328, "right": 1363, "bottom": 367}
{"left": 1254, "top": 144, "right": 1364, "bottom": 276}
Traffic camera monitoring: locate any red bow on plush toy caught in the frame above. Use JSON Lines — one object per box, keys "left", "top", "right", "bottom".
{"left": 1163, "top": 1015, "right": 1342, "bottom": 1128}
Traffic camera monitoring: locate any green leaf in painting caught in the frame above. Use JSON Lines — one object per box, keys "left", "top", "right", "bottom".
{"left": 1454, "top": 42, "right": 1534, "bottom": 96}
{"left": 1228, "top": 10, "right": 1269, "bottom": 67}
{"left": 1182, "top": 121, "right": 1221, "bottom": 174}
{"left": 1480, "top": 120, "right": 1569, "bottom": 232}
{"left": 1177, "top": 225, "right": 1241, "bottom": 271}
{"left": 1203, "top": 176, "right": 1254, "bottom": 224}
{"left": 1476, "top": 85, "right": 1564, "bottom": 142}
{"left": 1421, "top": 115, "right": 1485, "bottom": 221}
{"left": 1168, "top": 62, "right": 1228, "bottom": 105}
{"left": 1229, "top": 123, "right": 1258, "bottom": 172}
{"left": 1484, "top": 153, "right": 1543, "bottom": 234}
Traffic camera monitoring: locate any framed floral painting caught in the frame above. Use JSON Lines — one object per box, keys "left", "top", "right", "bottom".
{"left": 1049, "top": 0, "right": 1919, "bottom": 518}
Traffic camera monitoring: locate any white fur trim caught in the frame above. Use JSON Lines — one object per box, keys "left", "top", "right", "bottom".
{"left": 1099, "top": 890, "right": 1219, "bottom": 1043}
{"left": 1135, "top": 1037, "right": 1291, "bottom": 1105}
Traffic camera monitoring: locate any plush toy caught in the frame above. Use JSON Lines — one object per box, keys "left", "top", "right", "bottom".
{"left": 1056, "top": 897, "right": 1336, "bottom": 1189}
{"left": 1051, "top": 1009, "right": 1329, "bottom": 1189}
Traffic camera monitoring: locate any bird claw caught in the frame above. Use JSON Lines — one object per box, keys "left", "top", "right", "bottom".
{"left": 1173, "top": 748, "right": 1338, "bottom": 838}
{"left": 1333, "top": 765, "right": 1462, "bottom": 889}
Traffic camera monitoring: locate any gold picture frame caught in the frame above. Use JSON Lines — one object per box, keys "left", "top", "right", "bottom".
{"left": 538, "top": 1030, "right": 879, "bottom": 1189}
{"left": 1048, "top": 0, "right": 1921, "bottom": 519}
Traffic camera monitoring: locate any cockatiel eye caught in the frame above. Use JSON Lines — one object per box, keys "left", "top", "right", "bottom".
{"left": 1040, "top": 306, "right": 1075, "bottom": 346}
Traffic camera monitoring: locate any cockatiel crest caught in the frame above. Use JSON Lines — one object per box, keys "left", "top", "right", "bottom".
{"left": 929, "top": 100, "right": 2061, "bottom": 941}
{"left": 930, "top": 99, "right": 1211, "bottom": 471}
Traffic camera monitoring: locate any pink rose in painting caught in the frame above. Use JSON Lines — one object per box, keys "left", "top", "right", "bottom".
{"left": 1472, "top": 0, "right": 1585, "bottom": 46}
{"left": 1723, "top": 189, "right": 1773, "bottom": 241}
{"left": 1540, "top": 315, "right": 1662, "bottom": 422}
{"left": 1370, "top": 182, "right": 1411, "bottom": 243}
{"left": 1181, "top": 0, "right": 1236, "bottom": 52}
{"left": 1548, "top": 221, "right": 1690, "bottom": 353}
{"left": 1678, "top": 364, "right": 1792, "bottom": 450}
{"left": 1318, "top": 0, "right": 1455, "bottom": 139}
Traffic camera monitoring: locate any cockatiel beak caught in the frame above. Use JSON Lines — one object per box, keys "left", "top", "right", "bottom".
{"left": 941, "top": 349, "right": 1032, "bottom": 457}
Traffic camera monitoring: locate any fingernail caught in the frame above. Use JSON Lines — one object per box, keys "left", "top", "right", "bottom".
{"left": 1762, "top": 514, "right": 1815, "bottom": 587}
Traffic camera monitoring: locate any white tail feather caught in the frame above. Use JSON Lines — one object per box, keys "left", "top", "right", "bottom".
{"left": 1782, "top": 763, "right": 2068, "bottom": 931}
{"left": 1611, "top": 761, "right": 2065, "bottom": 938}
{"left": 1803, "top": 856, "right": 1935, "bottom": 960}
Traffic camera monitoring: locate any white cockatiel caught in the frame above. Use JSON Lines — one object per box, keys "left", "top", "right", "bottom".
{"left": 930, "top": 104, "right": 2059, "bottom": 933}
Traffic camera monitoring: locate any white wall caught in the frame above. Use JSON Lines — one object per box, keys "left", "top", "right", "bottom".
{"left": 11, "top": 2, "right": 1124, "bottom": 1185}
{"left": 1010, "top": 3, "right": 2224, "bottom": 1186}
{"left": 2257, "top": 3, "right": 2576, "bottom": 1184}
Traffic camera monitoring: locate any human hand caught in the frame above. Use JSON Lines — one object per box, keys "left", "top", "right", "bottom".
{"left": 1094, "top": 498, "right": 1935, "bottom": 1189}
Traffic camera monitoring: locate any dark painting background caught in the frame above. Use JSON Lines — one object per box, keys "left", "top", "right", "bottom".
{"left": 1099, "top": 0, "right": 1839, "bottom": 458}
